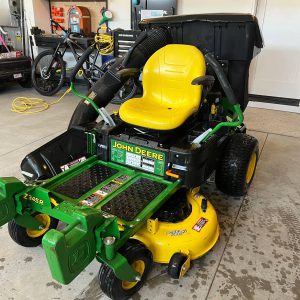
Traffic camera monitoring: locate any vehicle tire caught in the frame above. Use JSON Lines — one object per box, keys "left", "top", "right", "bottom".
{"left": 168, "top": 253, "right": 188, "bottom": 279}
{"left": 8, "top": 213, "right": 59, "bottom": 247}
{"left": 31, "top": 50, "right": 65, "bottom": 96}
{"left": 215, "top": 133, "right": 259, "bottom": 197}
{"left": 98, "top": 239, "right": 152, "bottom": 300}
{"left": 19, "top": 77, "right": 32, "bottom": 88}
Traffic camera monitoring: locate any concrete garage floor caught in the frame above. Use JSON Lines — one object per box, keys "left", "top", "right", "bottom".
{"left": 0, "top": 84, "right": 299, "bottom": 300}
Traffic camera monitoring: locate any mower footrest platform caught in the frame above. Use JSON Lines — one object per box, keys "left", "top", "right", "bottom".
{"left": 102, "top": 178, "right": 167, "bottom": 221}
{"left": 54, "top": 164, "right": 118, "bottom": 198}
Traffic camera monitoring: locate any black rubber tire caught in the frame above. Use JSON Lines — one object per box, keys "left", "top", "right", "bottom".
{"left": 98, "top": 239, "right": 153, "bottom": 300}
{"left": 8, "top": 215, "right": 59, "bottom": 247}
{"left": 215, "top": 133, "right": 259, "bottom": 197}
{"left": 19, "top": 77, "right": 32, "bottom": 88}
{"left": 31, "top": 50, "right": 65, "bottom": 96}
{"left": 168, "top": 253, "right": 188, "bottom": 279}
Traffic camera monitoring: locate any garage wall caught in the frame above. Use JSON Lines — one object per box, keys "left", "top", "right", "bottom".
{"left": 249, "top": 0, "right": 300, "bottom": 100}
{"left": 50, "top": 2, "right": 106, "bottom": 33}
{"left": 25, "top": 0, "right": 259, "bottom": 32}
{"left": 24, "top": 0, "right": 50, "bottom": 33}
{"left": 109, "top": 0, "right": 131, "bottom": 30}
{"left": 108, "top": 0, "right": 258, "bottom": 29}
{"left": 177, "top": 0, "right": 257, "bottom": 14}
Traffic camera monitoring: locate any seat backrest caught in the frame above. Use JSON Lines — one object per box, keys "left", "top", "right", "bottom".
{"left": 142, "top": 44, "right": 206, "bottom": 110}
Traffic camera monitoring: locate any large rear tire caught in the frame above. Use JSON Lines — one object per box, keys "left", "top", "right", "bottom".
{"left": 215, "top": 133, "right": 259, "bottom": 197}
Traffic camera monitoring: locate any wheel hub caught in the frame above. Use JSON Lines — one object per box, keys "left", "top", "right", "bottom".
{"left": 41, "top": 67, "right": 51, "bottom": 80}
{"left": 122, "top": 260, "right": 145, "bottom": 290}
{"left": 26, "top": 214, "right": 51, "bottom": 238}
{"left": 246, "top": 152, "right": 257, "bottom": 184}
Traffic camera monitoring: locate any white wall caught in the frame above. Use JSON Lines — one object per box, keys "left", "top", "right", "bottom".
{"left": 25, "top": 0, "right": 258, "bottom": 32}
{"left": 249, "top": 0, "right": 300, "bottom": 100}
{"left": 109, "top": 0, "right": 131, "bottom": 29}
{"left": 24, "top": 0, "right": 50, "bottom": 33}
{"left": 177, "top": 0, "right": 257, "bottom": 14}
{"left": 23, "top": 0, "right": 50, "bottom": 56}
{"left": 107, "top": 0, "right": 258, "bottom": 29}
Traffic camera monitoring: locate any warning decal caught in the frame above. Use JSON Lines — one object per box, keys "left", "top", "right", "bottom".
{"left": 80, "top": 191, "right": 103, "bottom": 207}
{"left": 60, "top": 156, "right": 86, "bottom": 172}
{"left": 80, "top": 175, "right": 132, "bottom": 207}
{"left": 192, "top": 217, "right": 208, "bottom": 233}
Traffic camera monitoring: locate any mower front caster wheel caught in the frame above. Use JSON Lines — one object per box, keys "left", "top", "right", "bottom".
{"left": 98, "top": 239, "right": 153, "bottom": 300}
{"left": 168, "top": 253, "right": 189, "bottom": 279}
{"left": 216, "top": 133, "right": 259, "bottom": 197}
{"left": 8, "top": 214, "right": 59, "bottom": 247}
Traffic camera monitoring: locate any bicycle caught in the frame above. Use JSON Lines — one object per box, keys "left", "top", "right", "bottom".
{"left": 31, "top": 19, "right": 114, "bottom": 96}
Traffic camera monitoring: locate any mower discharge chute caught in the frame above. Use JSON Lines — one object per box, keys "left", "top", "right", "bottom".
{"left": 0, "top": 14, "right": 262, "bottom": 300}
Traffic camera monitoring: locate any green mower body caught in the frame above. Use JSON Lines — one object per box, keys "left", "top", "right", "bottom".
{"left": 0, "top": 155, "right": 181, "bottom": 283}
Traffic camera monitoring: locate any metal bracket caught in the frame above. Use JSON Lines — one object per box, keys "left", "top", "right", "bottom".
{"left": 192, "top": 128, "right": 213, "bottom": 145}
{"left": 97, "top": 252, "right": 140, "bottom": 282}
{"left": 179, "top": 250, "right": 191, "bottom": 278}
{"left": 100, "top": 107, "right": 116, "bottom": 127}
{"left": 147, "top": 218, "right": 159, "bottom": 234}
{"left": 15, "top": 212, "right": 44, "bottom": 230}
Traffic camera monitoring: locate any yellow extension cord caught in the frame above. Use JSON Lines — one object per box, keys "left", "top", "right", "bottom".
{"left": 11, "top": 87, "right": 71, "bottom": 114}
{"left": 11, "top": 33, "right": 112, "bottom": 115}
{"left": 94, "top": 33, "right": 114, "bottom": 55}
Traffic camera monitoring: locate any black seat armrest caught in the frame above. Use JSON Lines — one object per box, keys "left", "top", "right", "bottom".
{"left": 192, "top": 75, "right": 215, "bottom": 87}
{"left": 117, "top": 68, "right": 140, "bottom": 78}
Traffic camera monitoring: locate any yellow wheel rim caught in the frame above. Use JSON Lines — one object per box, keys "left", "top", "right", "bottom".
{"left": 246, "top": 153, "right": 257, "bottom": 184}
{"left": 77, "top": 69, "right": 84, "bottom": 77}
{"left": 122, "top": 260, "right": 145, "bottom": 290}
{"left": 26, "top": 214, "right": 51, "bottom": 238}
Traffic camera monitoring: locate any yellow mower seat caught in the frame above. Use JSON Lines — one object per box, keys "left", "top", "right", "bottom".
{"left": 119, "top": 44, "right": 206, "bottom": 130}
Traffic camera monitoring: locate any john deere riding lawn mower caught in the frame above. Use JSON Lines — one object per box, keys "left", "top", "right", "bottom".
{"left": 0, "top": 14, "right": 263, "bottom": 300}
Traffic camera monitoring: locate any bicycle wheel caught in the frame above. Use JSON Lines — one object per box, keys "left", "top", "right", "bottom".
{"left": 80, "top": 55, "right": 115, "bottom": 84}
{"left": 118, "top": 78, "right": 139, "bottom": 102}
{"left": 101, "top": 58, "right": 139, "bottom": 104}
{"left": 98, "top": 57, "right": 116, "bottom": 74}
{"left": 32, "top": 50, "right": 66, "bottom": 96}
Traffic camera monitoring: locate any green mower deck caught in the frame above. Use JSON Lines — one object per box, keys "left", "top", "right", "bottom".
{"left": 0, "top": 156, "right": 181, "bottom": 284}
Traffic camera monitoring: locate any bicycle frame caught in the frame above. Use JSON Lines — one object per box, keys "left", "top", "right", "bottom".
{"left": 45, "top": 38, "right": 104, "bottom": 85}
{"left": 44, "top": 20, "right": 104, "bottom": 84}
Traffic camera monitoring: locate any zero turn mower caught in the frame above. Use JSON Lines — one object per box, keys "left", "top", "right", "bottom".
{"left": 0, "top": 14, "right": 262, "bottom": 300}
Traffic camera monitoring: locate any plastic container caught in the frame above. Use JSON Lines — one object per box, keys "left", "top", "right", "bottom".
{"left": 140, "top": 14, "right": 263, "bottom": 109}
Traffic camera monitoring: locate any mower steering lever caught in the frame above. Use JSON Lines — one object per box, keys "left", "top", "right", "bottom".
{"left": 117, "top": 68, "right": 140, "bottom": 78}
